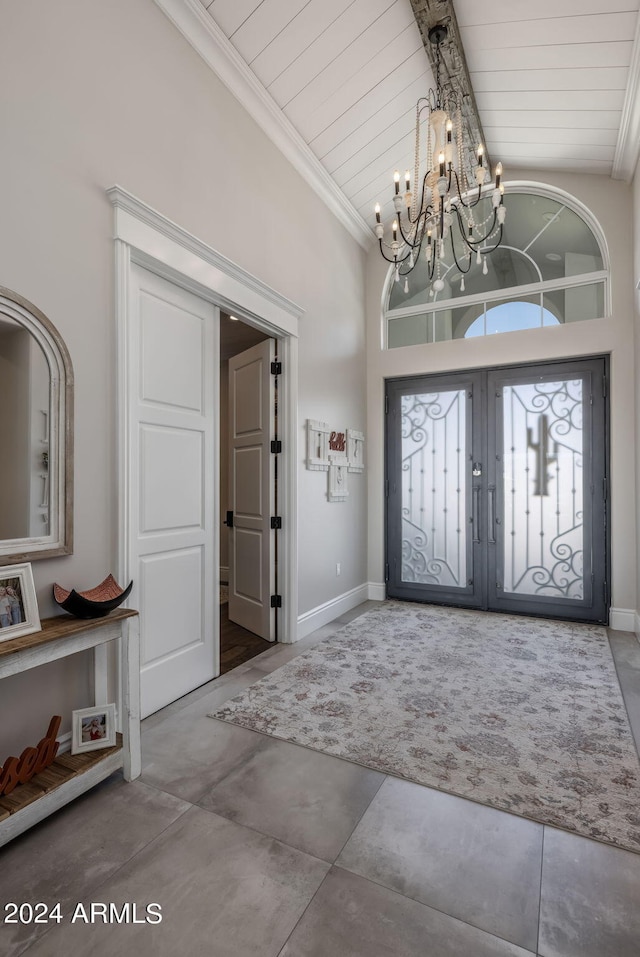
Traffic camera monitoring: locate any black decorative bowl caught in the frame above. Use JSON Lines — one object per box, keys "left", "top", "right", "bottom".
{"left": 53, "top": 575, "right": 133, "bottom": 618}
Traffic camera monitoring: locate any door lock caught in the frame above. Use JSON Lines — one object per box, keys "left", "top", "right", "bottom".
{"left": 472, "top": 462, "right": 482, "bottom": 476}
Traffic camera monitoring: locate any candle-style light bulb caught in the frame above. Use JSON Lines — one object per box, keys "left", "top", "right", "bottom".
{"left": 446, "top": 119, "right": 453, "bottom": 143}
{"left": 404, "top": 170, "right": 411, "bottom": 191}
{"left": 495, "top": 162, "right": 502, "bottom": 188}
{"left": 394, "top": 171, "right": 400, "bottom": 195}
{"left": 375, "top": 202, "right": 381, "bottom": 224}
{"left": 438, "top": 152, "right": 445, "bottom": 177}
{"left": 392, "top": 220, "right": 398, "bottom": 241}
{"left": 477, "top": 144, "right": 484, "bottom": 167}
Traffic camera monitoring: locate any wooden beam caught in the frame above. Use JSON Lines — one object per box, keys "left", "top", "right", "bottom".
{"left": 409, "top": 0, "right": 492, "bottom": 175}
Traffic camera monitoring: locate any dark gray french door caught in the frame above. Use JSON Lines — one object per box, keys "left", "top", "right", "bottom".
{"left": 385, "top": 357, "right": 609, "bottom": 623}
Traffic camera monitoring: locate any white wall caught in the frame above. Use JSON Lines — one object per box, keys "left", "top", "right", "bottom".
{"left": 366, "top": 170, "right": 637, "bottom": 621}
{"left": 0, "top": 0, "right": 367, "bottom": 753}
{"left": 633, "top": 155, "right": 640, "bottom": 633}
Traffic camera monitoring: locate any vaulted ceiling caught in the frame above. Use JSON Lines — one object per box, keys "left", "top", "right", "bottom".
{"left": 155, "top": 0, "right": 640, "bottom": 248}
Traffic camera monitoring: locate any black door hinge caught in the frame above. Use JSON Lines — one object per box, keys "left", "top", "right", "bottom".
{"left": 270, "top": 516, "right": 282, "bottom": 530}
{"left": 271, "top": 361, "right": 282, "bottom": 376}
{"left": 385, "top": 478, "right": 389, "bottom": 498}
{"left": 271, "top": 440, "right": 282, "bottom": 454}
{"left": 384, "top": 562, "right": 389, "bottom": 582}
{"left": 270, "top": 594, "right": 282, "bottom": 608}
{"left": 602, "top": 375, "right": 607, "bottom": 398}
{"left": 385, "top": 395, "right": 389, "bottom": 414}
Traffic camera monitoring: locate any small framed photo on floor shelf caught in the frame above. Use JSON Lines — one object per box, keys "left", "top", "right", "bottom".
{"left": 72, "top": 703, "right": 116, "bottom": 754}
{"left": 0, "top": 562, "right": 41, "bottom": 643}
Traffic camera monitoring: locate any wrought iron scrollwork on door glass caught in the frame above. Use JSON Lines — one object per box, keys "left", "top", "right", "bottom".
{"left": 400, "top": 391, "right": 467, "bottom": 586}
{"left": 502, "top": 379, "right": 583, "bottom": 600}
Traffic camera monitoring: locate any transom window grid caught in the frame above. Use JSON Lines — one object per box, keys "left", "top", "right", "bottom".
{"left": 384, "top": 188, "right": 609, "bottom": 349}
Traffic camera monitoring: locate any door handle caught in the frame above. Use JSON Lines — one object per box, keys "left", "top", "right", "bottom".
{"left": 472, "top": 487, "right": 481, "bottom": 543}
{"left": 224, "top": 510, "right": 234, "bottom": 527}
{"left": 488, "top": 487, "right": 496, "bottom": 544}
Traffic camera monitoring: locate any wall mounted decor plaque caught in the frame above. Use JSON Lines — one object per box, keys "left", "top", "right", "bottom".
{"left": 347, "top": 429, "right": 365, "bottom": 472}
{"left": 328, "top": 457, "right": 349, "bottom": 502}
{"left": 306, "top": 419, "right": 331, "bottom": 471}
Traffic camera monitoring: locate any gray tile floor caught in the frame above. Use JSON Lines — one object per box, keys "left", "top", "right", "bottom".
{"left": 3, "top": 602, "right": 640, "bottom": 957}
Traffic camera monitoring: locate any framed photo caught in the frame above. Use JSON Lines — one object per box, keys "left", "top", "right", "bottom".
{"left": 72, "top": 703, "right": 116, "bottom": 754}
{"left": 306, "top": 419, "right": 331, "bottom": 471}
{"left": 0, "top": 562, "right": 41, "bottom": 643}
{"left": 328, "top": 457, "right": 349, "bottom": 502}
{"left": 347, "top": 429, "right": 365, "bottom": 472}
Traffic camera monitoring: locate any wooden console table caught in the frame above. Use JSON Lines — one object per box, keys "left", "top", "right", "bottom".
{"left": 0, "top": 608, "right": 140, "bottom": 847}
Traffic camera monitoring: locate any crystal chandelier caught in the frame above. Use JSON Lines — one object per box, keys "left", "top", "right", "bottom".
{"left": 374, "top": 24, "right": 506, "bottom": 295}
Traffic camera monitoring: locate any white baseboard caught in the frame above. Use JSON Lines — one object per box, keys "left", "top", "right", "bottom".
{"left": 296, "top": 584, "right": 371, "bottom": 641}
{"left": 298, "top": 584, "right": 634, "bottom": 636}
{"left": 609, "top": 607, "right": 636, "bottom": 632}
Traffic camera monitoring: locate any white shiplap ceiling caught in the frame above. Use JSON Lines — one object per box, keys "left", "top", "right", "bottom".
{"left": 157, "top": 0, "right": 640, "bottom": 247}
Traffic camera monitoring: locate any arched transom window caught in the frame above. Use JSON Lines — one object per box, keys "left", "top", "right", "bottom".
{"left": 385, "top": 187, "right": 609, "bottom": 349}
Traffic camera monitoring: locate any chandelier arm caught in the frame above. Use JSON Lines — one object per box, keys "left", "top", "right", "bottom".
{"left": 398, "top": 235, "right": 427, "bottom": 276}
{"left": 419, "top": 203, "right": 435, "bottom": 233}
{"left": 379, "top": 239, "right": 416, "bottom": 267}
{"left": 448, "top": 231, "right": 473, "bottom": 275}
{"left": 450, "top": 204, "right": 499, "bottom": 251}
{"left": 397, "top": 216, "right": 421, "bottom": 248}
{"left": 400, "top": 202, "right": 433, "bottom": 250}
{"left": 451, "top": 202, "right": 477, "bottom": 249}
{"left": 469, "top": 208, "right": 500, "bottom": 246}
{"left": 449, "top": 168, "right": 483, "bottom": 210}
{"left": 406, "top": 172, "right": 431, "bottom": 227}
{"left": 406, "top": 248, "right": 437, "bottom": 281}
{"left": 480, "top": 223, "right": 504, "bottom": 255}
{"left": 377, "top": 240, "right": 401, "bottom": 265}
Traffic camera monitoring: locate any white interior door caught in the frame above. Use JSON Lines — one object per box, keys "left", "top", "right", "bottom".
{"left": 129, "top": 264, "right": 218, "bottom": 717}
{"left": 228, "top": 338, "right": 276, "bottom": 640}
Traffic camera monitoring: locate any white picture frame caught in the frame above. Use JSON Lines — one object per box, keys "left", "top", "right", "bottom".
{"left": 347, "top": 429, "right": 365, "bottom": 472}
{"left": 306, "top": 419, "right": 331, "bottom": 471}
{"left": 328, "top": 457, "right": 349, "bottom": 501}
{"left": 0, "top": 562, "right": 41, "bottom": 643}
{"left": 72, "top": 703, "right": 117, "bottom": 754}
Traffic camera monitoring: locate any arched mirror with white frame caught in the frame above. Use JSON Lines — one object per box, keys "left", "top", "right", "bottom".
{"left": 0, "top": 287, "right": 73, "bottom": 563}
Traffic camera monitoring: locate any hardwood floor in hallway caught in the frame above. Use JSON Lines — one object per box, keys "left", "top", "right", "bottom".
{"left": 219, "top": 602, "right": 272, "bottom": 674}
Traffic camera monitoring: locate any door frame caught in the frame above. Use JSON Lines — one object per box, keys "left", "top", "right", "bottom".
{"left": 385, "top": 355, "right": 610, "bottom": 624}
{"left": 108, "top": 186, "right": 302, "bottom": 718}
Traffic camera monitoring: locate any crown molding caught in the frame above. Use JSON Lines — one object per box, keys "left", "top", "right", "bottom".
{"left": 613, "top": 10, "right": 640, "bottom": 182}
{"left": 152, "top": 0, "right": 373, "bottom": 250}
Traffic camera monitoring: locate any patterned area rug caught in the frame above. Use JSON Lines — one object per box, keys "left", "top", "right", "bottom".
{"left": 211, "top": 602, "right": 640, "bottom": 852}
